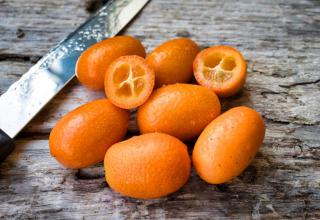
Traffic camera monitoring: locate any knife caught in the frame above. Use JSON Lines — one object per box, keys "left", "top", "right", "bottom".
{"left": 0, "top": 0, "right": 149, "bottom": 162}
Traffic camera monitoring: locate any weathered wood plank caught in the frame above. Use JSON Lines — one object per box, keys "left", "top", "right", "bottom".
{"left": 0, "top": 0, "right": 90, "bottom": 57}
{"left": 0, "top": 0, "right": 320, "bottom": 219}
{"left": 1, "top": 121, "right": 320, "bottom": 219}
{"left": 0, "top": 60, "right": 33, "bottom": 95}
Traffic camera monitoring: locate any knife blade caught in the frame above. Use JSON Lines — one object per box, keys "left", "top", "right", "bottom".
{"left": 0, "top": 0, "right": 149, "bottom": 162}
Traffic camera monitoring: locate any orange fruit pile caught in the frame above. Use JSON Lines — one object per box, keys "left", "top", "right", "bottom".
{"left": 49, "top": 36, "right": 265, "bottom": 199}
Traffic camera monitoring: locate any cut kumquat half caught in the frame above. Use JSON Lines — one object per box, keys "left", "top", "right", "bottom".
{"left": 104, "top": 55, "right": 155, "bottom": 109}
{"left": 193, "top": 45, "right": 247, "bottom": 98}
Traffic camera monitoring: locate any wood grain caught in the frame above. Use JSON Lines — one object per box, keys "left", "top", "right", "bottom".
{"left": 0, "top": 0, "right": 320, "bottom": 219}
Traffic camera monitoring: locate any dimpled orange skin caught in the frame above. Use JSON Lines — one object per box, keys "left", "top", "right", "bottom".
{"left": 104, "top": 133, "right": 190, "bottom": 199}
{"left": 76, "top": 36, "right": 146, "bottom": 90}
{"left": 146, "top": 38, "right": 200, "bottom": 87}
{"left": 193, "top": 106, "right": 265, "bottom": 184}
{"left": 137, "top": 84, "right": 221, "bottom": 141}
{"left": 49, "top": 99, "right": 130, "bottom": 169}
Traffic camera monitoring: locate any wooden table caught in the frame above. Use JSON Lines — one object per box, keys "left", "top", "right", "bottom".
{"left": 1, "top": 0, "right": 319, "bottom": 219}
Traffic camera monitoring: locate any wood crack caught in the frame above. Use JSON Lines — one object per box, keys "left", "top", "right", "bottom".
{"left": 264, "top": 117, "right": 291, "bottom": 125}
{"left": 16, "top": 132, "right": 50, "bottom": 139}
{"left": 75, "top": 169, "right": 104, "bottom": 180}
{"left": 279, "top": 79, "right": 320, "bottom": 88}
{"left": 260, "top": 91, "right": 289, "bottom": 96}
{"left": 264, "top": 117, "right": 319, "bottom": 126}
{"left": 0, "top": 53, "right": 41, "bottom": 63}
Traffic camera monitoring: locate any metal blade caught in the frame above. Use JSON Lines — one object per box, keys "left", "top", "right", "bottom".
{"left": 0, "top": 0, "right": 149, "bottom": 138}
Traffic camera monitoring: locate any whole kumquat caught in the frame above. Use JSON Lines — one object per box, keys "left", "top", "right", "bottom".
{"left": 137, "top": 83, "right": 221, "bottom": 141}
{"left": 76, "top": 36, "right": 146, "bottom": 90}
{"left": 193, "top": 106, "right": 265, "bottom": 184}
{"left": 147, "top": 38, "right": 200, "bottom": 87}
{"left": 49, "top": 99, "right": 130, "bottom": 169}
{"left": 104, "top": 132, "right": 191, "bottom": 199}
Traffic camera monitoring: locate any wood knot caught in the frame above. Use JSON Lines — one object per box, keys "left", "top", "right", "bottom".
{"left": 16, "top": 29, "right": 25, "bottom": 38}
{"left": 85, "top": 0, "right": 105, "bottom": 14}
{"left": 176, "top": 30, "right": 191, "bottom": 38}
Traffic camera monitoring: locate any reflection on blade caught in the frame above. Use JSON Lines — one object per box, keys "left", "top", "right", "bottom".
{"left": 0, "top": 0, "right": 149, "bottom": 138}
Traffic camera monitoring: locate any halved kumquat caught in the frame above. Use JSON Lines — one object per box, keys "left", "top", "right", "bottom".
{"left": 104, "top": 55, "right": 155, "bottom": 109}
{"left": 193, "top": 45, "right": 247, "bottom": 97}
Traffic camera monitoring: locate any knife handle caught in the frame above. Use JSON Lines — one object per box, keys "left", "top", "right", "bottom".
{"left": 0, "top": 129, "right": 15, "bottom": 163}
